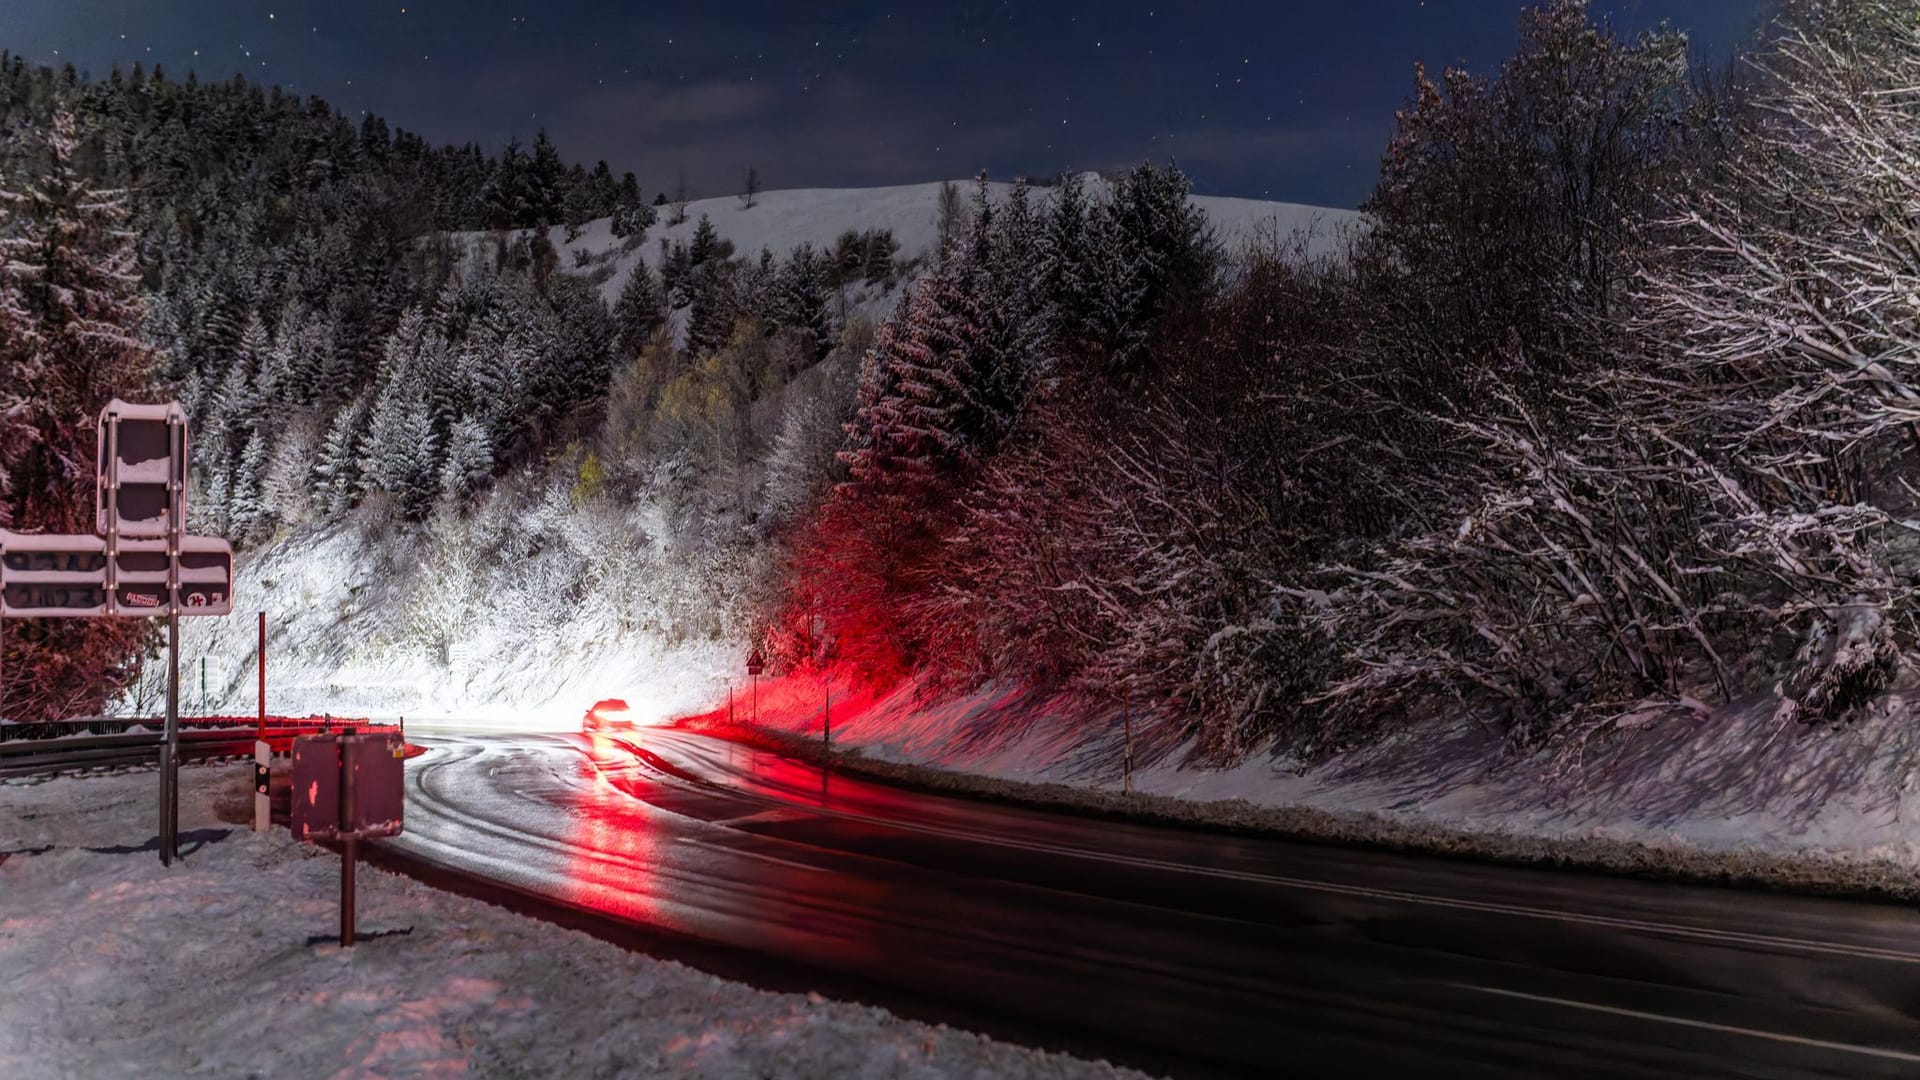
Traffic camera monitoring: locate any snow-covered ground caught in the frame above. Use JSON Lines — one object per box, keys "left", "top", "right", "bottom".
{"left": 701, "top": 672, "right": 1920, "bottom": 892}
{"left": 0, "top": 765, "right": 1145, "bottom": 1079}
{"left": 114, "top": 519, "right": 742, "bottom": 733}
{"left": 460, "top": 174, "right": 1362, "bottom": 308}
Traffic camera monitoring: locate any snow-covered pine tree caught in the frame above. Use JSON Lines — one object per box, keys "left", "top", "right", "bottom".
{"left": 1040, "top": 170, "right": 1097, "bottom": 354}
{"left": 842, "top": 261, "right": 989, "bottom": 499}
{"left": 365, "top": 386, "right": 441, "bottom": 519}
{"left": 439, "top": 414, "right": 493, "bottom": 505}
{"left": 772, "top": 242, "right": 833, "bottom": 363}
{"left": 230, "top": 429, "right": 274, "bottom": 542}
{"left": 689, "top": 214, "right": 722, "bottom": 266}
{"left": 313, "top": 396, "right": 370, "bottom": 515}
{"left": 613, "top": 261, "right": 664, "bottom": 360}
{"left": 1097, "top": 163, "right": 1216, "bottom": 371}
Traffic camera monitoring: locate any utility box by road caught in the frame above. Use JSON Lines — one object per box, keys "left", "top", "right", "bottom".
{"left": 291, "top": 730, "right": 406, "bottom": 842}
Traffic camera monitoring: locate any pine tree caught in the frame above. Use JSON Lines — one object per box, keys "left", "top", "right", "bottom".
{"left": 613, "top": 261, "right": 664, "bottom": 359}
{"left": 689, "top": 214, "right": 722, "bottom": 265}
{"left": 231, "top": 429, "right": 274, "bottom": 541}
{"left": 439, "top": 414, "right": 493, "bottom": 504}
{"left": 842, "top": 261, "right": 989, "bottom": 499}
{"left": 771, "top": 243, "right": 833, "bottom": 362}
{"left": 0, "top": 111, "right": 156, "bottom": 720}
{"left": 1097, "top": 163, "right": 1217, "bottom": 371}
{"left": 313, "top": 396, "right": 369, "bottom": 514}
{"left": 365, "top": 384, "right": 440, "bottom": 518}
{"left": 1040, "top": 170, "right": 1097, "bottom": 354}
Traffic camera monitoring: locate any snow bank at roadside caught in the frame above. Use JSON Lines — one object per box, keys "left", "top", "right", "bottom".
{"left": 700, "top": 671, "right": 1920, "bottom": 894}
{"left": 0, "top": 766, "right": 1146, "bottom": 1080}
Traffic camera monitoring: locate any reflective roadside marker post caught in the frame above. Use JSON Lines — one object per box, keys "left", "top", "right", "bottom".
{"left": 253, "top": 739, "right": 271, "bottom": 834}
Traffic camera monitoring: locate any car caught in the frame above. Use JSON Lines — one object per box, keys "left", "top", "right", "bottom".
{"left": 583, "top": 698, "right": 633, "bottom": 732}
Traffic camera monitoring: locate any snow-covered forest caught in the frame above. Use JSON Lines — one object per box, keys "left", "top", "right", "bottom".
{"left": 7, "top": 0, "right": 1917, "bottom": 786}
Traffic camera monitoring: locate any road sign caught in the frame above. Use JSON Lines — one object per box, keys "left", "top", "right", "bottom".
{"left": 4, "top": 398, "right": 232, "bottom": 867}
{"left": 176, "top": 535, "right": 233, "bottom": 615}
{"left": 0, "top": 531, "right": 232, "bottom": 617}
{"left": 96, "top": 400, "right": 186, "bottom": 538}
{"left": 0, "top": 533, "right": 107, "bottom": 616}
{"left": 746, "top": 649, "right": 764, "bottom": 677}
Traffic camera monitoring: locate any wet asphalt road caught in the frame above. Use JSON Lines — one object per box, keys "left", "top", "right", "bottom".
{"left": 380, "top": 729, "right": 1920, "bottom": 1078}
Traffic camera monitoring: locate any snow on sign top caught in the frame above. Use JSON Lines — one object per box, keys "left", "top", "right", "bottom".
{"left": 95, "top": 398, "right": 188, "bottom": 538}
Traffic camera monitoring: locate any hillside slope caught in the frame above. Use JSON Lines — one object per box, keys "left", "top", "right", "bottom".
{"left": 473, "top": 175, "right": 1362, "bottom": 307}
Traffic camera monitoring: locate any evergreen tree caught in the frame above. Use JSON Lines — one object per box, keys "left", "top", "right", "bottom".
{"left": 527, "top": 129, "right": 566, "bottom": 226}
{"left": 842, "top": 261, "right": 989, "bottom": 499}
{"left": 772, "top": 242, "right": 833, "bottom": 363}
{"left": 0, "top": 111, "right": 155, "bottom": 720}
{"left": 313, "top": 396, "right": 369, "bottom": 514}
{"left": 231, "top": 428, "right": 274, "bottom": 541}
{"left": 689, "top": 214, "right": 721, "bottom": 265}
{"left": 365, "top": 385, "right": 440, "bottom": 518}
{"left": 439, "top": 414, "right": 493, "bottom": 504}
{"left": 1097, "top": 163, "right": 1217, "bottom": 371}
{"left": 613, "top": 261, "right": 664, "bottom": 359}
{"left": 1040, "top": 170, "right": 1097, "bottom": 352}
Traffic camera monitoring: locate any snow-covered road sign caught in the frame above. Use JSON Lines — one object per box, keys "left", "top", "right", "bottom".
{"left": 0, "top": 533, "right": 108, "bottom": 616}
{"left": 1, "top": 399, "right": 233, "bottom": 618}
{"left": 96, "top": 400, "right": 186, "bottom": 537}
{"left": 0, "top": 530, "right": 232, "bottom": 617}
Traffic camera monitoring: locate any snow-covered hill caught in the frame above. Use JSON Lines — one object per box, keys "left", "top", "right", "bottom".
{"left": 466, "top": 175, "right": 1362, "bottom": 308}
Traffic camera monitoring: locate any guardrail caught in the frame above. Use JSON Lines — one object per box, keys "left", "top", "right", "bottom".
{"left": 0, "top": 718, "right": 401, "bottom": 778}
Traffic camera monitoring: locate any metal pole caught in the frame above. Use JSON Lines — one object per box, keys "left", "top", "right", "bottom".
{"left": 163, "top": 610, "right": 180, "bottom": 862}
{"left": 340, "top": 733, "right": 356, "bottom": 948}
{"left": 257, "top": 611, "right": 266, "bottom": 740}
{"left": 1122, "top": 695, "right": 1133, "bottom": 795}
{"left": 162, "top": 412, "right": 184, "bottom": 865}
{"left": 199, "top": 656, "right": 206, "bottom": 714}
{"left": 752, "top": 672, "right": 758, "bottom": 726}
{"left": 823, "top": 687, "right": 830, "bottom": 749}
{"left": 0, "top": 613, "right": 6, "bottom": 728}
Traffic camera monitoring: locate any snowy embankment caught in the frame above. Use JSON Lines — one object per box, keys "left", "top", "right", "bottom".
{"left": 0, "top": 765, "right": 1144, "bottom": 1080}
{"left": 115, "top": 519, "right": 741, "bottom": 732}
{"left": 692, "top": 672, "right": 1920, "bottom": 896}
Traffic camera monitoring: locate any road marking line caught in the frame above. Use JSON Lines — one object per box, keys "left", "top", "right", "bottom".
{"left": 1453, "top": 984, "right": 1920, "bottom": 1064}
{"left": 633, "top": 735, "right": 1920, "bottom": 967}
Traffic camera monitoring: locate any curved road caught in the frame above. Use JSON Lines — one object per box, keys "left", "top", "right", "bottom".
{"left": 381, "top": 730, "right": 1920, "bottom": 1078}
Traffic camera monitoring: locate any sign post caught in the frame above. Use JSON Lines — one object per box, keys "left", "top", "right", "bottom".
{"left": 292, "top": 728, "right": 405, "bottom": 946}
{"left": 0, "top": 399, "right": 235, "bottom": 866}
{"left": 746, "top": 649, "right": 763, "bottom": 727}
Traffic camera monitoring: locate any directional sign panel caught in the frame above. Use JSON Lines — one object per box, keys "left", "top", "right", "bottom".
{"left": 96, "top": 399, "right": 186, "bottom": 539}
{"left": 0, "top": 530, "right": 231, "bottom": 617}
{"left": 176, "top": 535, "right": 233, "bottom": 615}
{"left": 0, "top": 531, "right": 108, "bottom": 616}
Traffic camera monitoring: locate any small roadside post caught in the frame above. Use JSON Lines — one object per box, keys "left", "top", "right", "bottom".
{"left": 254, "top": 611, "right": 268, "bottom": 832}
{"left": 292, "top": 726, "right": 405, "bottom": 946}
{"left": 746, "top": 649, "right": 764, "bottom": 726}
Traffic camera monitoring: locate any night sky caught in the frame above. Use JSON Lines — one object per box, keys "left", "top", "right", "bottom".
{"left": 8, "top": 1, "right": 1767, "bottom": 207}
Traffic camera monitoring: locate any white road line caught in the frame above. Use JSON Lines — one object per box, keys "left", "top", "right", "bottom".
{"left": 1453, "top": 983, "right": 1920, "bottom": 1065}
{"left": 631, "top": 736, "right": 1920, "bottom": 967}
